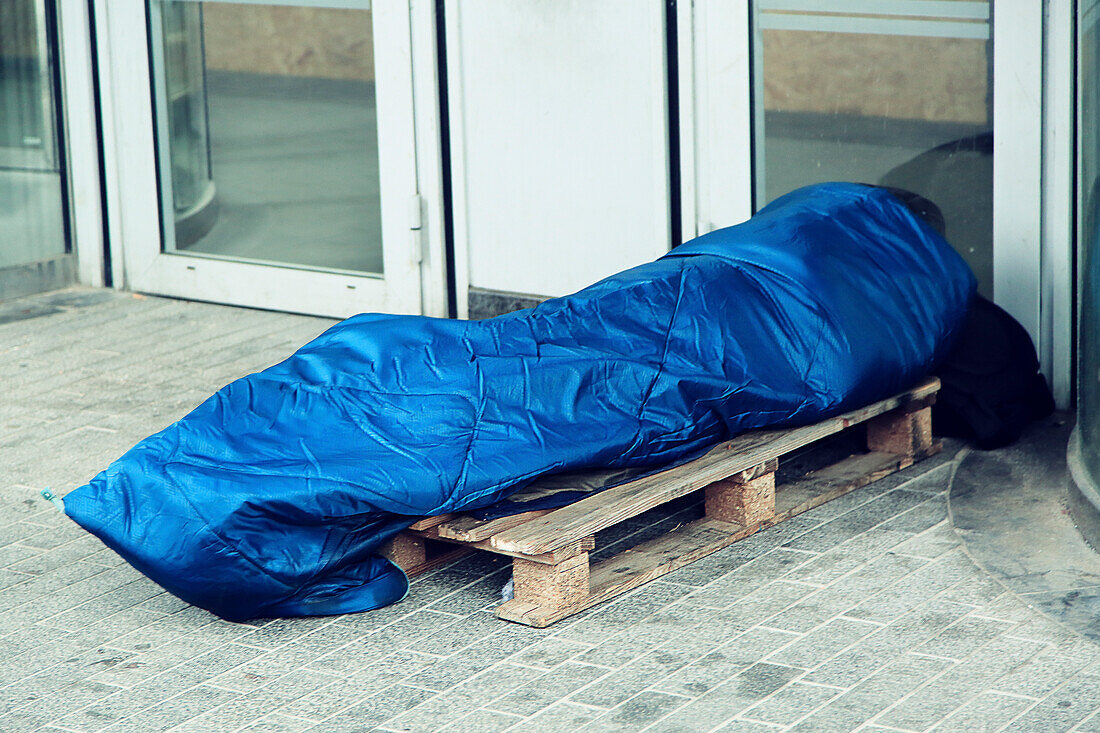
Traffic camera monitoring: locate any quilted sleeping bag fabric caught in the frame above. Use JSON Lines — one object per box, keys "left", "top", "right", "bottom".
{"left": 62, "top": 183, "right": 975, "bottom": 621}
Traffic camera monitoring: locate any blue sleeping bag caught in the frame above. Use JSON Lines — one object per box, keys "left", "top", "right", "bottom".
{"left": 63, "top": 183, "right": 974, "bottom": 621}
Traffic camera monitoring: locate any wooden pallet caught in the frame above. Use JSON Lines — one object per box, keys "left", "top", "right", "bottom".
{"left": 382, "top": 377, "right": 941, "bottom": 627}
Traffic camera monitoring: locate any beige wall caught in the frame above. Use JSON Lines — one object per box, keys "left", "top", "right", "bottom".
{"left": 762, "top": 30, "right": 991, "bottom": 124}
{"left": 201, "top": 6, "right": 375, "bottom": 81}
{"left": 0, "top": 1, "right": 42, "bottom": 59}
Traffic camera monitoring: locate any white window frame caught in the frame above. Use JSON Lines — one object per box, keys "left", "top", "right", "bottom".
{"left": 92, "top": 0, "right": 447, "bottom": 319}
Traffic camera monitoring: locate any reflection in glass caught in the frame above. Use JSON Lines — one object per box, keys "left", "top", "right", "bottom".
{"left": 751, "top": 2, "right": 993, "bottom": 295}
{"left": 0, "top": 0, "right": 68, "bottom": 270}
{"left": 1078, "top": 2, "right": 1100, "bottom": 488}
{"left": 150, "top": 1, "right": 383, "bottom": 274}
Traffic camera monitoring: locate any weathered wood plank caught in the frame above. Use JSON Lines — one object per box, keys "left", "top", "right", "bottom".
{"left": 408, "top": 514, "right": 456, "bottom": 531}
{"left": 398, "top": 547, "right": 473, "bottom": 578}
{"left": 436, "top": 509, "right": 552, "bottom": 542}
{"left": 490, "top": 378, "right": 939, "bottom": 555}
{"left": 415, "top": 525, "right": 595, "bottom": 565}
{"left": 771, "top": 449, "right": 934, "bottom": 518}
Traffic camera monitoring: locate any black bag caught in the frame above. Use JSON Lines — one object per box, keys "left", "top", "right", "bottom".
{"left": 932, "top": 295, "right": 1055, "bottom": 449}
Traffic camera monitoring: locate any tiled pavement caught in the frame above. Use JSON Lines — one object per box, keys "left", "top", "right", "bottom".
{"left": 1, "top": 289, "right": 1098, "bottom": 733}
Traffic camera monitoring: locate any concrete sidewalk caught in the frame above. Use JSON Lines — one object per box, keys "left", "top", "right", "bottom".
{"left": 1, "top": 289, "right": 1097, "bottom": 733}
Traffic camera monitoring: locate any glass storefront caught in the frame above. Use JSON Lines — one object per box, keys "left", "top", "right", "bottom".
{"left": 1075, "top": 0, "right": 1100, "bottom": 541}
{"left": 148, "top": 1, "right": 384, "bottom": 274}
{"left": 0, "top": 0, "right": 69, "bottom": 279}
{"left": 751, "top": 1, "right": 994, "bottom": 296}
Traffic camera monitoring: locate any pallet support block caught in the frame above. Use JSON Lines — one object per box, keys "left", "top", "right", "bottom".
{"left": 511, "top": 550, "right": 590, "bottom": 614}
{"left": 381, "top": 533, "right": 426, "bottom": 569}
{"left": 704, "top": 459, "right": 778, "bottom": 526}
{"left": 866, "top": 402, "right": 935, "bottom": 462}
{"left": 382, "top": 532, "right": 472, "bottom": 578}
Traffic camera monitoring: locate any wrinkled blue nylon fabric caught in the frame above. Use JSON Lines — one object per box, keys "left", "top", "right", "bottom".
{"left": 63, "top": 183, "right": 975, "bottom": 621}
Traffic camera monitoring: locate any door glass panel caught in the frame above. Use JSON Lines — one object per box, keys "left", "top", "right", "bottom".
{"left": 751, "top": 1, "right": 993, "bottom": 296}
{"left": 1078, "top": 0, "right": 1100, "bottom": 482}
{"left": 0, "top": 0, "right": 67, "bottom": 269}
{"left": 149, "top": 1, "right": 384, "bottom": 274}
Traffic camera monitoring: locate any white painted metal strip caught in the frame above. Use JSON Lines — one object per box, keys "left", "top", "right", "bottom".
{"left": 676, "top": 0, "right": 698, "bottom": 245}
{"left": 1044, "top": 0, "right": 1074, "bottom": 407}
{"left": 758, "top": 0, "right": 988, "bottom": 21}
{"left": 993, "top": 0, "right": 1043, "bottom": 351}
{"left": 167, "top": 0, "right": 370, "bottom": 9}
{"left": 758, "top": 13, "right": 989, "bottom": 39}
{"left": 59, "top": 0, "right": 107, "bottom": 287}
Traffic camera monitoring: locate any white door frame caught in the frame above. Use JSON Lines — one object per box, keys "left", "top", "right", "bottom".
{"left": 684, "top": 0, "right": 1068, "bottom": 404}
{"left": 57, "top": 0, "right": 107, "bottom": 288}
{"left": 93, "top": 0, "right": 447, "bottom": 318}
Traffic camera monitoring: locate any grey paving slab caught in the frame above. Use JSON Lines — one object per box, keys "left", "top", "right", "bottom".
{"left": 800, "top": 600, "right": 974, "bottom": 688}
{"left": 651, "top": 626, "right": 799, "bottom": 698}
{"left": 712, "top": 721, "right": 788, "bottom": 733}
{"left": 517, "top": 701, "right": 605, "bottom": 730}
{"left": 438, "top": 708, "right": 524, "bottom": 732}
{"left": 989, "top": 642, "right": 1097, "bottom": 699}
{"left": 579, "top": 691, "right": 691, "bottom": 732}
{"left": 768, "top": 552, "right": 930, "bottom": 633}
{"left": 301, "top": 684, "right": 436, "bottom": 732}
{"left": 891, "top": 522, "right": 961, "bottom": 560}
{"left": 789, "top": 654, "right": 952, "bottom": 732}
{"left": 645, "top": 662, "right": 803, "bottom": 732}
{"left": 1076, "top": 708, "right": 1100, "bottom": 732}
{"left": 0, "top": 290, "right": 1097, "bottom": 733}
{"left": 384, "top": 691, "right": 480, "bottom": 732}
{"left": 486, "top": 661, "right": 611, "bottom": 716}
{"left": 739, "top": 680, "right": 842, "bottom": 725}
{"left": 240, "top": 713, "right": 317, "bottom": 732}
{"left": 1008, "top": 675, "right": 1100, "bottom": 732}
{"left": 765, "top": 616, "right": 881, "bottom": 669}
{"left": 873, "top": 633, "right": 1047, "bottom": 730}
{"left": 781, "top": 489, "right": 929, "bottom": 553}
{"left": 931, "top": 691, "right": 1034, "bottom": 732}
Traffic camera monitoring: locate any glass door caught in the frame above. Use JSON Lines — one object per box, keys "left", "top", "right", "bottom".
{"left": 688, "top": 0, "right": 1044, "bottom": 356}
{"left": 750, "top": 0, "right": 994, "bottom": 295}
{"left": 0, "top": 0, "right": 70, "bottom": 285}
{"left": 101, "top": 0, "right": 433, "bottom": 317}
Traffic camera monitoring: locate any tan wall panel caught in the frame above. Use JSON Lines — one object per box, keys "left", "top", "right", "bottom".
{"left": 202, "top": 5, "right": 375, "bottom": 81}
{"left": 0, "top": 2, "right": 41, "bottom": 58}
{"left": 762, "top": 30, "right": 990, "bottom": 124}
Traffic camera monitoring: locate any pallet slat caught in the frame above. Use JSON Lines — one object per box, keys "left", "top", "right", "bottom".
{"left": 491, "top": 378, "right": 939, "bottom": 555}
{"left": 436, "top": 509, "right": 552, "bottom": 542}
{"left": 408, "top": 514, "right": 455, "bottom": 531}
{"left": 415, "top": 525, "right": 595, "bottom": 565}
{"left": 772, "top": 448, "right": 935, "bottom": 516}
